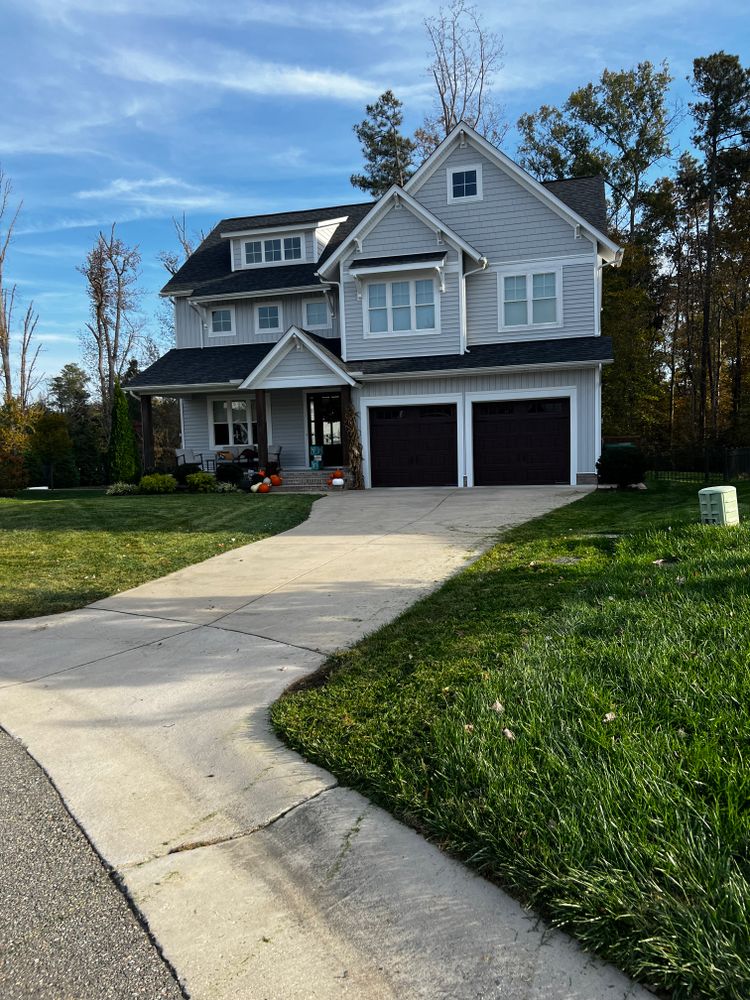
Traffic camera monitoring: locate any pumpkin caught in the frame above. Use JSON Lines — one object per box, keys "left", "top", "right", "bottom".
{"left": 333, "top": 469, "right": 343, "bottom": 479}
{"left": 332, "top": 477, "right": 345, "bottom": 487}
{"left": 250, "top": 483, "right": 261, "bottom": 493}
{"left": 270, "top": 475, "right": 282, "bottom": 486}
{"left": 327, "top": 478, "right": 334, "bottom": 487}
{"left": 257, "top": 469, "right": 266, "bottom": 477}
{"left": 258, "top": 483, "right": 271, "bottom": 493}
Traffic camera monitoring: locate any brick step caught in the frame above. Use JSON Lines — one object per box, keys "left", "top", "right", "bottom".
{"left": 274, "top": 469, "right": 353, "bottom": 491}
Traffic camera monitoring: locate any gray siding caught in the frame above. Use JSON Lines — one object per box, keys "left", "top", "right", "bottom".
{"left": 180, "top": 395, "right": 211, "bottom": 451}
{"left": 269, "top": 390, "right": 307, "bottom": 466}
{"left": 466, "top": 261, "right": 595, "bottom": 345}
{"left": 268, "top": 346, "right": 338, "bottom": 382}
{"left": 412, "top": 143, "right": 593, "bottom": 263}
{"left": 174, "top": 292, "right": 337, "bottom": 349}
{"left": 354, "top": 366, "right": 599, "bottom": 476}
{"left": 231, "top": 230, "right": 315, "bottom": 270}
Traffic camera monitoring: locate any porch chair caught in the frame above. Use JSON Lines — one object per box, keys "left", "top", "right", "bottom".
{"left": 177, "top": 448, "right": 211, "bottom": 470}
{"left": 267, "top": 444, "right": 283, "bottom": 475}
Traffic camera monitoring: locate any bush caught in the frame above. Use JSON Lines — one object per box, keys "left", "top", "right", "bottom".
{"left": 215, "top": 481, "right": 239, "bottom": 493}
{"left": 186, "top": 471, "right": 217, "bottom": 493}
{"left": 106, "top": 481, "right": 139, "bottom": 496}
{"left": 174, "top": 462, "right": 201, "bottom": 485}
{"left": 108, "top": 380, "right": 140, "bottom": 483}
{"left": 138, "top": 473, "right": 177, "bottom": 494}
{"left": 216, "top": 462, "right": 244, "bottom": 485}
{"left": 596, "top": 444, "right": 647, "bottom": 487}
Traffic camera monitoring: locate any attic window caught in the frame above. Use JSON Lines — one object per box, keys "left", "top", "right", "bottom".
{"left": 447, "top": 164, "right": 482, "bottom": 203}
{"left": 243, "top": 234, "right": 305, "bottom": 266}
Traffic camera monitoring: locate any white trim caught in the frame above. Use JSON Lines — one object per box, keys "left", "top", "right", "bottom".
{"left": 464, "top": 386, "right": 578, "bottom": 487}
{"left": 318, "top": 186, "right": 484, "bottom": 277}
{"left": 360, "top": 393, "right": 465, "bottom": 489}
{"left": 458, "top": 250, "right": 466, "bottom": 355}
{"left": 349, "top": 259, "right": 449, "bottom": 278}
{"left": 255, "top": 300, "right": 283, "bottom": 335}
{"left": 207, "top": 304, "right": 236, "bottom": 337}
{"left": 240, "top": 325, "right": 356, "bottom": 390}
{"left": 484, "top": 253, "right": 593, "bottom": 271}
{"left": 238, "top": 231, "right": 307, "bottom": 269}
{"left": 339, "top": 260, "right": 348, "bottom": 363}
{"left": 206, "top": 394, "right": 257, "bottom": 450}
{"left": 447, "top": 162, "right": 483, "bottom": 204}
{"left": 497, "top": 265, "right": 563, "bottom": 333}
{"left": 404, "top": 121, "right": 622, "bottom": 261}
{"left": 220, "top": 217, "right": 347, "bottom": 239}
{"left": 303, "top": 388, "right": 348, "bottom": 469}
{"left": 129, "top": 381, "right": 243, "bottom": 394}
{"left": 179, "top": 398, "right": 185, "bottom": 448}
{"left": 302, "top": 296, "right": 330, "bottom": 330}
{"left": 362, "top": 275, "right": 440, "bottom": 339}
{"left": 594, "top": 364, "right": 602, "bottom": 463}
{"left": 188, "top": 285, "right": 330, "bottom": 305}
{"left": 352, "top": 360, "right": 609, "bottom": 382}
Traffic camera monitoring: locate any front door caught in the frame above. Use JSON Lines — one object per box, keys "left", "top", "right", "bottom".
{"left": 307, "top": 392, "right": 343, "bottom": 467}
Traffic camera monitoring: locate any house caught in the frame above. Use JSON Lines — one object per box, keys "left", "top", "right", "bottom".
{"left": 128, "top": 121, "right": 623, "bottom": 488}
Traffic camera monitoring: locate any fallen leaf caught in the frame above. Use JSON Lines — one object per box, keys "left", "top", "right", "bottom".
{"left": 491, "top": 700, "right": 505, "bottom": 714}
{"left": 464, "top": 723, "right": 475, "bottom": 733}
{"left": 502, "top": 728, "right": 516, "bottom": 742}
{"left": 603, "top": 711, "right": 616, "bottom": 723}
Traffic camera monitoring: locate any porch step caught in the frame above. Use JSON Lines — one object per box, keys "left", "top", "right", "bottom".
{"left": 276, "top": 468, "right": 354, "bottom": 492}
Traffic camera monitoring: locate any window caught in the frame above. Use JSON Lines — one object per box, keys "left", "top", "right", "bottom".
{"left": 241, "top": 233, "right": 305, "bottom": 266}
{"left": 244, "top": 241, "right": 262, "bottom": 264}
{"left": 210, "top": 308, "right": 233, "bottom": 336}
{"left": 447, "top": 163, "right": 482, "bottom": 202}
{"left": 366, "top": 278, "right": 437, "bottom": 336}
{"left": 304, "top": 299, "right": 329, "bottom": 328}
{"left": 500, "top": 269, "right": 561, "bottom": 328}
{"left": 257, "top": 303, "right": 281, "bottom": 331}
{"left": 211, "top": 399, "right": 255, "bottom": 446}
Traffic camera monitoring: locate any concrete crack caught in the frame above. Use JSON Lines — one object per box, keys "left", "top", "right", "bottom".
{"left": 325, "top": 806, "right": 370, "bottom": 881}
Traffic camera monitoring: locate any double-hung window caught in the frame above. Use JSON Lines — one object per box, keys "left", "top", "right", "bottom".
{"left": 211, "top": 399, "right": 255, "bottom": 446}
{"left": 500, "top": 269, "right": 561, "bottom": 329}
{"left": 366, "top": 278, "right": 436, "bottom": 336}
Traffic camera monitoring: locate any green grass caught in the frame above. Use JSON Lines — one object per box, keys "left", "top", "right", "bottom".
{"left": 273, "top": 482, "right": 750, "bottom": 1000}
{"left": 0, "top": 491, "right": 317, "bottom": 620}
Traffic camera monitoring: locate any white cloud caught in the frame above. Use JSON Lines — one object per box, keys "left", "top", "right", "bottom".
{"left": 75, "top": 176, "right": 226, "bottom": 211}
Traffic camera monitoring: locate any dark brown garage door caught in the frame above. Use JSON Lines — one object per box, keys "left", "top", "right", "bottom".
{"left": 473, "top": 397, "right": 570, "bottom": 485}
{"left": 369, "top": 404, "right": 457, "bottom": 487}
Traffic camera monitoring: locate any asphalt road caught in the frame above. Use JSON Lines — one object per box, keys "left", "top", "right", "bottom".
{"left": 0, "top": 727, "right": 185, "bottom": 1000}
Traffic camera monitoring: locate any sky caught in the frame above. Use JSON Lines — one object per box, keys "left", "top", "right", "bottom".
{"left": 2, "top": 0, "right": 747, "bottom": 386}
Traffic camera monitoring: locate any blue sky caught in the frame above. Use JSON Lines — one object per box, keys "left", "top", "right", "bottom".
{"left": 2, "top": 0, "right": 747, "bottom": 386}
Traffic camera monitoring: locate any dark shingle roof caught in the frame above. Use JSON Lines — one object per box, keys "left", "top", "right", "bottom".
{"left": 350, "top": 251, "right": 447, "bottom": 269}
{"left": 126, "top": 344, "right": 276, "bottom": 387}
{"left": 542, "top": 177, "right": 608, "bottom": 236}
{"left": 161, "top": 202, "right": 374, "bottom": 297}
{"left": 348, "top": 337, "right": 613, "bottom": 376}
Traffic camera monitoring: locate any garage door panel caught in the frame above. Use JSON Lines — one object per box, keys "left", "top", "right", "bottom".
{"left": 369, "top": 405, "right": 457, "bottom": 487}
{"left": 473, "top": 398, "right": 570, "bottom": 486}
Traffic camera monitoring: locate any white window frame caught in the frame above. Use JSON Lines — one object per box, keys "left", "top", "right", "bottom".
{"left": 255, "top": 300, "right": 283, "bottom": 334}
{"left": 206, "top": 396, "right": 257, "bottom": 449}
{"left": 497, "top": 264, "right": 563, "bottom": 332}
{"left": 363, "top": 276, "right": 440, "bottom": 339}
{"left": 208, "top": 305, "right": 236, "bottom": 338}
{"left": 446, "top": 163, "right": 483, "bottom": 204}
{"left": 302, "top": 297, "right": 330, "bottom": 330}
{"left": 240, "top": 231, "right": 307, "bottom": 268}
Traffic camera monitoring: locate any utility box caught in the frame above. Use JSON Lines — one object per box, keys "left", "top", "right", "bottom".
{"left": 698, "top": 485, "right": 739, "bottom": 526}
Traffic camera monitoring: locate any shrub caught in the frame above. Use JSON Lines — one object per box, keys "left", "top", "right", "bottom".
{"left": 186, "top": 471, "right": 217, "bottom": 493}
{"left": 216, "top": 462, "right": 244, "bottom": 485}
{"left": 106, "top": 481, "right": 139, "bottom": 496}
{"left": 108, "top": 379, "right": 140, "bottom": 483}
{"left": 215, "top": 481, "right": 239, "bottom": 493}
{"left": 174, "top": 462, "right": 201, "bottom": 485}
{"left": 0, "top": 400, "right": 35, "bottom": 494}
{"left": 596, "top": 444, "right": 647, "bottom": 487}
{"left": 138, "top": 473, "right": 177, "bottom": 494}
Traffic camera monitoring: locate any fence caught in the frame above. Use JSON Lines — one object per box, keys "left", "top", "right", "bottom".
{"left": 645, "top": 446, "right": 750, "bottom": 484}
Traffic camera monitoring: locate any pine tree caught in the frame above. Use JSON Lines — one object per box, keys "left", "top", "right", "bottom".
{"left": 107, "top": 379, "right": 139, "bottom": 483}
{"left": 351, "top": 91, "right": 416, "bottom": 196}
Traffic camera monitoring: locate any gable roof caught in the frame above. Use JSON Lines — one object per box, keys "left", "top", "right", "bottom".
{"left": 161, "top": 202, "right": 374, "bottom": 297}
{"left": 239, "top": 326, "right": 356, "bottom": 389}
{"left": 542, "top": 177, "right": 608, "bottom": 236}
{"left": 405, "top": 121, "right": 621, "bottom": 261}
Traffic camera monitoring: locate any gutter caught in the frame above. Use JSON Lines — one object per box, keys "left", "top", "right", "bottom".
{"left": 126, "top": 380, "right": 244, "bottom": 395}
{"left": 349, "top": 359, "right": 614, "bottom": 381}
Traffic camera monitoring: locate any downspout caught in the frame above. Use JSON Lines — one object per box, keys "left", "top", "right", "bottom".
{"left": 461, "top": 255, "right": 489, "bottom": 355}
{"left": 314, "top": 268, "right": 346, "bottom": 361}
{"left": 188, "top": 300, "right": 207, "bottom": 348}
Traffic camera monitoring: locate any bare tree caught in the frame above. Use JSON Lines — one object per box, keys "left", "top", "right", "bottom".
{"left": 0, "top": 167, "right": 42, "bottom": 408}
{"left": 157, "top": 213, "right": 204, "bottom": 276}
{"left": 78, "top": 225, "right": 142, "bottom": 429}
{"left": 154, "top": 213, "right": 207, "bottom": 353}
{"left": 416, "top": 0, "right": 507, "bottom": 158}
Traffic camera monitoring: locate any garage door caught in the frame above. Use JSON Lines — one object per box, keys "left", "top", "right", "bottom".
{"left": 473, "top": 397, "right": 570, "bottom": 485}
{"left": 369, "top": 404, "right": 458, "bottom": 487}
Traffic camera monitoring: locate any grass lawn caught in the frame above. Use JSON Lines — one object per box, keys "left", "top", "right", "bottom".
{"left": 0, "top": 490, "right": 317, "bottom": 620}
{"left": 273, "top": 482, "right": 750, "bottom": 1000}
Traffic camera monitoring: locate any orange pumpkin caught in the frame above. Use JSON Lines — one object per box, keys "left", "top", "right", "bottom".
{"left": 333, "top": 469, "right": 343, "bottom": 479}
{"left": 258, "top": 483, "right": 271, "bottom": 493}
{"left": 270, "top": 474, "right": 282, "bottom": 486}
{"left": 257, "top": 469, "right": 266, "bottom": 477}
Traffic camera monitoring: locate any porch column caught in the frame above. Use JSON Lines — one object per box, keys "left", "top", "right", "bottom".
{"left": 140, "top": 394, "right": 154, "bottom": 471}
{"left": 255, "top": 389, "right": 269, "bottom": 469}
{"left": 340, "top": 384, "right": 351, "bottom": 466}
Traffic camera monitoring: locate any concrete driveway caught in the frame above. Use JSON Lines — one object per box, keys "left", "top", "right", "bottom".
{"left": 0, "top": 488, "right": 650, "bottom": 1000}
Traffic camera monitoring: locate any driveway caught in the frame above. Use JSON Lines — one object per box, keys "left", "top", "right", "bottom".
{"left": 0, "top": 488, "right": 651, "bottom": 1000}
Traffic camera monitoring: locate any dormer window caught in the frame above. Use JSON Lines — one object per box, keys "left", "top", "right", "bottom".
{"left": 447, "top": 164, "right": 483, "bottom": 203}
{"left": 243, "top": 234, "right": 305, "bottom": 267}
{"left": 245, "top": 241, "right": 262, "bottom": 264}
{"left": 284, "top": 236, "right": 302, "bottom": 260}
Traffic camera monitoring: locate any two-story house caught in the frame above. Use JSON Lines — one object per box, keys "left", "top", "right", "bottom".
{"left": 128, "top": 121, "right": 623, "bottom": 488}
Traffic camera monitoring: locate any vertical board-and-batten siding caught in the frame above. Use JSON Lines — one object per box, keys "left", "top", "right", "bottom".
{"left": 343, "top": 204, "right": 461, "bottom": 360}
{"left": 180, "top": 395, "right": 211, "bottom": 451}
{"left": 353, "top": 367, "right": 599, "bottom": 474}
{"left": 174, "top": 292, "right": 336, "bottom": 349}
{"left": 231, "top": 230, "right": 315, "bottom": 270}
{"left": 466, "top": 261, "right": 595, "bottom": 345}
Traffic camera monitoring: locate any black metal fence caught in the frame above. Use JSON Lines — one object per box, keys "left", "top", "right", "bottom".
{"left": 645, "top": 446, "right": 750, "bottom": 484}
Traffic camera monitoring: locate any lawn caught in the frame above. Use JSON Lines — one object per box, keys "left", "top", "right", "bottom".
{"left": 0, "top": 491, "right": 317, "bottom": 620}
{"left": 273, "top": 482, "right": 750, "bottom": 1000}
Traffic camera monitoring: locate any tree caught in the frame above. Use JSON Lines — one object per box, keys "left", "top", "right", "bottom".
{"left": 48, "top": 363, "right": 105, "bottom": 485}
{"left": 79, "top": 225, "right": 142, "bottom": 431}
{"left": 49, "top": 363, "right": 90, "bottom": 413}
{"left": 27, "top": 411, "right": 78, "bottom": 489}
{"left": 690, "top": 52, "right": 750, "bottom": 445}
{"left": 157, "top": 213, "right": 202, "bottom": 277}
{"left": 107, "top": 378, "right": 139, "bottom": 483}
{"left": 416, "top": 0, "right": 506, "bottom": 158}
{"left": 0, "top": 167, "right": 41, "bottom": 408}
{"left": 518, "top": 62, "right": 676, "bottom": 237}
{"left": 0, "top": 399, "right": 34, "bottom": 494}
{"left": 351, "top": 91, "right": 416, "bottom": 196}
